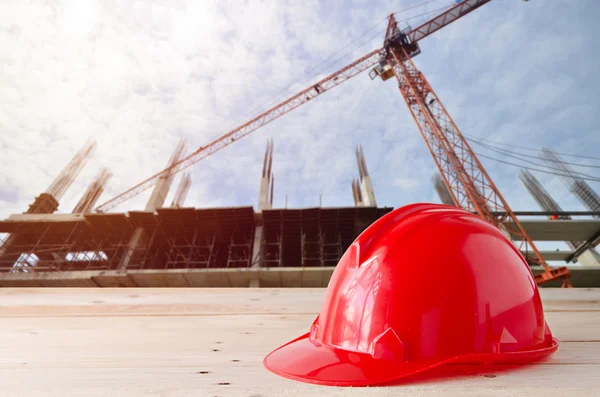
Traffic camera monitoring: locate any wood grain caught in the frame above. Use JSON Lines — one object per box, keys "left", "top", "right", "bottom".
{"left": 0, "top": 288, "right": 598, "bottom": 396}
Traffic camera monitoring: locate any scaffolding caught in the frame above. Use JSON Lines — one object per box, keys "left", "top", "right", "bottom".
{"left": 301, "top": 231, "right": 321, "bottom": 266}
{"left": 162, "top": 231, "right": 217, "bottom": 269}
{"left": 261, "top": 207, "right": 391, "bottom": 268}
{"left": 301, "top": 228, "right": 343, "bottom": 267}
{"left": 0, "top": 206, "right": 392, "bottom": 273}
{"left": 0, "top": 207, "right": 256, "bottom": 273}
{"left": 262, "top": 225, "right": 283, "bottom": 267}
{"left": 0, "top": 218, "right": 133, "bottom": 273}
{"left": 226, "top": 234, "right": 252, "bottom": 268}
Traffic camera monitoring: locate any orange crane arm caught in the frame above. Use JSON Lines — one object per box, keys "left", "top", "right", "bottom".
{"left": 407, "top": 0, "right": 492, "bottom": 43}
{"left": 94, "top": 48, "right": 383, "bottom": 212}
{"left": 94, "top": 0, "right": 494, "bottom": 213}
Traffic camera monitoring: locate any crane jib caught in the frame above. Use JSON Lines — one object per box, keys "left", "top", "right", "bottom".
{"left": 93, "top": 0, "right": 494, "bottom": 213}
{"left": 408, "top": 0, "right": 493, "bottom": 43}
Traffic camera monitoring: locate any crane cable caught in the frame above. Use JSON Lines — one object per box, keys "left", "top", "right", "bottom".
{"left": 469, "top": 141, "right": 600, "bottom": 178}
{"left": 465, "top": 133, "right": 600, "bottom": 163}
{"left": 471, "top": 152, "right": 600, "bottom": 183}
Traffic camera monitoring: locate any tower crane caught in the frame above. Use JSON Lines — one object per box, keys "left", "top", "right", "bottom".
{"left": 94, "top": 0, "right": 571, "bottom": 286}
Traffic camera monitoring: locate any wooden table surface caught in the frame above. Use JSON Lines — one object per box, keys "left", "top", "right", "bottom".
{"left": 0, "top": 288, "right": 598, "bottom": 396}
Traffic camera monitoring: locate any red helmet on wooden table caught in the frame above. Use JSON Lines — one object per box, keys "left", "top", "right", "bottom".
{"left": 264, "top": 203, "right": 558, "bottom": 386}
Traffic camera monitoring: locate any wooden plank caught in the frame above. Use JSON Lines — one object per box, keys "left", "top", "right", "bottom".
{"left": 1, "top": 288, "right": 599, "bottom": 317}
{"left": 0, "top": 312, "right": 598, "bottom": 396}
{"left": 0, "top": 365, "right": 598, "bottom": 397}
{"left": 0, "top": 288, "right": 597, "bottom": 397}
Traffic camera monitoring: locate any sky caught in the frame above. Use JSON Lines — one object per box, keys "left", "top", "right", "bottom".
{"left": 0, "top": 0, "right": 599, "bottom": 255}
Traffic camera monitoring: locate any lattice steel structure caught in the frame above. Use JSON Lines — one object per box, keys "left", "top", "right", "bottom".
{"left": 382, "top": 14, "right": 569, "bottom": 285}
{"left": 540, "top": 147, "right": 600, "bottom": 218}
{"left": 0, "top": 207, "right": 257, "bottom": 273}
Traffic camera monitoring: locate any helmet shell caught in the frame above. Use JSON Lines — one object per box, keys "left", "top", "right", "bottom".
{"left": 264, "top": 203, "right": 557, "bottom": 386}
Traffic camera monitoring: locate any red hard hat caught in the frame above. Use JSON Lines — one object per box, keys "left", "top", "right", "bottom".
{"left": 263, "top": 203, "right": 558, "bottom": 386}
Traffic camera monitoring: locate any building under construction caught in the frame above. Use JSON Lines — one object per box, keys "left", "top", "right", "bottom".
{"left": 0, "top": 137, "right": 599, "bottom": 288}
{"left": 0, "top": 140, "right": 390, "bottom": 287}
{"left": 1, "top": 1, "right": 599, "bottom": 288}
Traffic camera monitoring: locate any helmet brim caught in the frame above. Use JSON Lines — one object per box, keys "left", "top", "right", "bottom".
{"left": 264, "top": 332, "right": 559, "bottom": 387}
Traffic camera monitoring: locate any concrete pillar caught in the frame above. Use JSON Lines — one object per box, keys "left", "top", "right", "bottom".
{"left": 117, "top": 228, "right": 146, "bottom": 272}
{"left": 251, "top": 223, "right": 264, "bottom": 269}
{"left": 258, "top": 178, "right": 271, "bottom": 211}
{"left": 145, "top": 173, "right": 178, "bottom": 211}
{"left": 354, "top": 145, "right": 377, "bottom": 207}
{"left": 118, "top": 139, "right": 187, "bottom": 272}
{"left": 360, "top": 176, "right": 377, "bottom": 207}
{"left": 253, "top": 139, "right": 275, "bottom": 269}
{"left": 576, "top": 248, "right": 600, "bottom": 267}
{"left": 249, "top": 275, "right": 260, "bottom": 287}
{"left": 258, "top": 138, "right": 274, "bottom": 211}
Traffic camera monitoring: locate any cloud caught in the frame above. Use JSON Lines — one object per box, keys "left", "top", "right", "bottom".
{"left": 392, "top": 178, "right": 419, "bottom": 190}
{"left": 0, "top": 0, "right": 598, "bottom": 257}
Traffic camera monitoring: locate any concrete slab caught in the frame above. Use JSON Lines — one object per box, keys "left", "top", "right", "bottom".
{"left": 92, "top": 272, "right": 137, "bottom": 287}
{"left": 226, "top": 269, "right": 252, "bottom": 287}
{"left": 0, "top": 265, "right": 599, "bottom": 288}
{"left": 128, "top": 271, "right": 191, "bottom": 287}
{"left": 0, "top": 271, "right": 99, "bottom": 287}
{"left": 509, "top": 220, "right": 600, "bottom": 242}
{"left": 532, "top": 266, "right": 600, "bottom": 288}
{"left": 182, "top": 271, "right": 210, "bottom": 287}
{"left": 0, "top": 278, "right": 44, "bottom": 287}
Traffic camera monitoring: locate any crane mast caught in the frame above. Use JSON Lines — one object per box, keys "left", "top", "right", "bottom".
{"left": 380, "top": 15, "right": 571, "bottom": 286}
